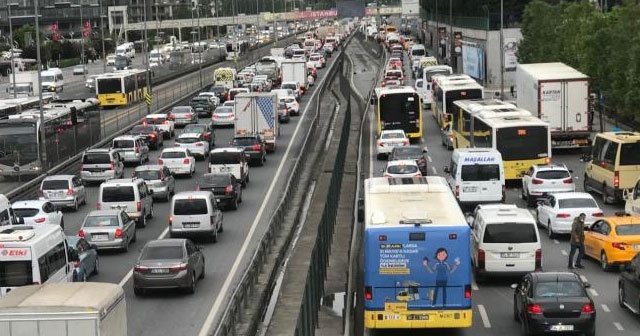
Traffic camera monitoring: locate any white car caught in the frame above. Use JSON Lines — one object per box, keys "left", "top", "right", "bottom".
{"left": 170, "top": 106, "right": 198, "bottom": 126}
{"left": 106, "top": 54, "right": 116, "bottom": 66}
{"left": 198, "top": 92, "right": 220, "bottom": 106}
{"left": 149, "top": 61, "right": 160, "bottom": 68}
{"left": 223, "top": 100, "right": 235, "bottom": 108}
{"left": 211, "top": 106, "right": 235, "bottom": 127}
{"left": 383, "top": 160, "right": 422, "bottom": 178}
{"left": 308, "top": 54, "right": 324, "bottom": 68}
{"left": 144, "top": 113, "right": 175, "bottom": 139}
{"left": 522, "top": 163, "right": 576, "bottom": 207}
{"left": 12, "top": 200, "right": 64, "bottom": 228}
{"left": 536, "top": 192, "right": 604, "bottom": 238}
{"left": 280, "top": 96, "right": 300, "bottom": 116}
{"left": 281, "top": 81, "right": 302, "bottom": 98}
{"left": 376, "top": 129, "right": 409, "bottom": 159}
{"left": 175, "top": 132, "right": 210, "bottom": 160}
{"left": 158, "top": 148, "right": 196, "bottom": 177}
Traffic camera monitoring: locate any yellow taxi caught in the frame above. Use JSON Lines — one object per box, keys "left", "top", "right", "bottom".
{"left": 584, "top": 214, "right": 640, "bottom": 271}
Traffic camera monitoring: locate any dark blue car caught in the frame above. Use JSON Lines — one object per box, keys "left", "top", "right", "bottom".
{"left": 66, "top": 236, "right": 99, "bottom": 282}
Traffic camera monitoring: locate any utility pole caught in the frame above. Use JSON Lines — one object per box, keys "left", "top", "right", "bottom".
{"left": 8, "top": 3, "right": 17, "bottom": 99}
{"left": 144, "top": 0, "right": 151, "bottom": 115}
{"left": 500, "top": 0, "right": 504, "bottom": 98}
{"left": 197, "top": 5, "right": 202, "bottom": 88}
{"left": 35, "top": 0, "right": 47, "bottom": 171}
{"left": 101, "top": 0, "right": 106, "bottom": 73}
{"left": 449, "top": 0, "right": 452, "bottom": 68}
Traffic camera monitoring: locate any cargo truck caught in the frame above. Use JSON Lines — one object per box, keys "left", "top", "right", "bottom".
{"left": 516, "top": 62, "right": 591, "bottom": 149}
{"left": 0, "top": 282, "right": 127, "bottom": 336}
{"left": 234, "top": 92, "right": 278, "bottom": 152}
{"left": 7, "top": 71, "right": 40, "bottom": 97}
{"left": 280, "top": 59, "right": 308, "bottom": 92}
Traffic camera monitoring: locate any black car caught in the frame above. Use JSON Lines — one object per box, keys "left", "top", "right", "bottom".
{"left": 196, "top": 173, "right": 242, "bottom": 210}
{"left": 128, "top": 125, "right": 163, "bottom": 150}
{"left": 277, "top": 101, "right": 290, "bottom": 123}
{"left": 210, "top": 85, "right": 229, "bottom": 102}
{"left": 183, "top": 123, "right": 216, "bottom": 147}
{"left": 619, "top": 252, "right": 640, "bottom": 313}
{"left": 388, "top": 145, "right": 428, "bottom": 175}
{"left": 513, "top": 272, "right": 596, "bottom": 336}
{"left": 190, "top": 96, "right": 214, "bottom": 117}
{"left": 230, "top": 134, "right": 266, "bottom": 166}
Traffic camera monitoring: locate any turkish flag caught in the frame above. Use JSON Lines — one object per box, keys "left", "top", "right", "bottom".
{"left": 51, "top": 23, "right": 58, "bottom": 31}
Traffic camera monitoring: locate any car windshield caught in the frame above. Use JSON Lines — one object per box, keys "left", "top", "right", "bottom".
{"left": 387, "top": 164, "right": 418, "bottom": 174}
{"left": 558, "top": 198, "right": 598, "bottom": 209}
{"left": 535, "top": 281, "right": 585, "bottom": 297}
{"left": 83, "top": 215, "right": 119, "bottom": 227}
{"left": 381, "top": 132, "right": 404, "bottom": 139}
{"left": 134, "top": 170, "right": 161, "bottom": 180}
{"left": 82, "top": 153, "right": 111, "bottom": 164}
{"left": 483, "top": 223, "right": 538, "bottom": 243}
{"left": 42, "top": 179, "right": 69, "bottom": 190}
{"left": 101, "top": 186, "right": 135, "bottom": 202}
{"left": 615, "top": 224, "right": 640, "bottom": 236}
{"left": 283, "top": 97, "right": 296, "bottom": 103}
{"left": 12, "top": 208, "right": 39, "bottom": 218}
{"left": 232, "top": 137, "right": 256, "bottom": 146}
{"left": 161, "top": 151, "right": 186, "bottom": 159}
{"left": 141, "top": 245, "right": 184, "bottom": 260}
{"left": 173, "top": 198, "right": 208, "bottom": 215}
{"left": 172, "top": 107, "right": 191, "bottom": 114}
{"left": 536, "top": 170, "right": 570, "bottom": 180}
{"left": 215, "top": 107, "right": 233, "bottom": 114}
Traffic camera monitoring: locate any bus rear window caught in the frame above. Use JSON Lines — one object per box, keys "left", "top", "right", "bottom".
{"left": 0, "top": 260, "right": 33, "bottom": 287}
{"left": 483, "top": 223, "right": 538, "bottom": 244}
{"left": 619, "top": 142, "right": 640, "bottom": 165}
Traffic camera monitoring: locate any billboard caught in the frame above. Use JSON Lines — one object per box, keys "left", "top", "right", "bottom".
{"left": 337, "top": 1, "right": 365, "bottom": 18}
{"left": 401, "top": 0, "right": 420, "bottom": 15}
{"left": 504, "top": 37, "right": 518, "bottom": 72}
{"left": 462, "top": 42, "right": 484, "bottom": 81}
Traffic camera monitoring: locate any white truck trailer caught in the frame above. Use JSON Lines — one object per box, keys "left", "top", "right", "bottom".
{"left": 516, "top": 62, "right": 591, "bottom": 149}
{"left": 234, "top": 92, "right": 278, "bottom": 152}
{"left": 8, "top": 71, "right": 40, "bottom": 97}
{"left": 0, "top": 282, "right": 127, "bottom": 336}
{"left": 280, "top": 59, "right": 308, "bottom": 91}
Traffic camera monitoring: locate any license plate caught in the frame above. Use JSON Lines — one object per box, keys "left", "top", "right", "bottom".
{"left": 500, "top": 252, "right": 520, "bottom": 258}
{"left": 550, "top": 325, "right": 573, "bottom": 331}
{"left": 92, "top": 234, "right": 108, "bottom": 241}
{"left": 151, "top": 268, "right": 169, "bottom": 274}
{"left": 218, "top": 167, "right": 231, "bottom": 172}
{"left": 462, "top": 187, "right": 477, "bottom": 192}
{"left": 183, "top": 223, "right": 199, "bottom": 228}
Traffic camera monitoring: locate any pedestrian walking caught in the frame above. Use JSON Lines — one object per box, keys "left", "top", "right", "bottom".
{"left": 568, "top": 213, "right": 586, "bottom": 269}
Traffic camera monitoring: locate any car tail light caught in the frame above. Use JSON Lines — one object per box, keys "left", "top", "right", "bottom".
{"left": 527, "top": 304, "right": 543, "bottom": 315}
{"left": 535, "top": 249, "right": 542, "bottom": 270}
{"left": 210, "top": 216, "right": 216, "bottom": 227}
{"left": 158, "top": 159, "right": 164, "bottom": 165}
{"left": 413, "top": 173, "right": 422, "bottom": 177}
{"left": 556, "top": 213, "right": 571, "bottom": 218}
{"left": 204, "top": 133, "right": 211, "bottom": 139}
{"left": 455, "top": 185, "right": 459, "bottom": 197}
{"left": 477, "top": 249, "right": 485, "bottom": 270}
{"left": 136, "top": 201, "right": 141, "bottom": 212}
{"left": 169, "top": 113, "right": 176, "bottom": 119}
{"left": 563, "top": 178, "right": 573, "bottom": 184}
{"left": 612, "top": 242, "right": 626, "bottom": 250}
{"left": 38, "top": 189, "right": 44, "bottom": 197}
{"left": 96, "top": 202, "right": 101, "bottom": 210}
{"left": 150, "top": 133, "right": 156, "bottom": 138}
{"left": 614, "top": 171, "right": 620, "bottom": 188}
{"left": 33, "top": 217, "right": 46, "bottom": 223}
{"left": 169, "top": 216, "right": 172, "bottom": 226}
{"left": 252, "top": 144, "right": 261, "bottom": 151}
{"left": 115, "top": 229, "right": 123, "bottom": 238}
{"left": 581, "top": 303, "right": 595, "bottom": 314}
{"left": 402, "top": 140, "right": 409, "bottom": 145}
{"left": 464, "top": 284, "right": 472, "bottom": 299}
{"left": 532, "top": 178, "right": 544, "bottom": 185}
{"left": 170, "top": 263, "right": 188, "bottom": 272}
{"left": 78, "top": 230, "right": 85, "bottom": 237}
{"left": 196, "top": 142, "right": 204, "bottom": 147}
{"left": 225, "top": 185, "right": 233, "bottom": 194}
{"left": 365, "top": 286, "right": 373, "bottom": 300}
{"left": 134, "top": 265, "right": 149, "bottom": 272}
{"left": 377, "top": 140, "right": 384, "bottom": 147}
{"left": 67, "top": 188, "right": 74, "bottom": 195}
{"left": 592, "top": 212, "right": 604, "bottom": 217}
{"left": 183, "top": 158, "right": 190, "bottom": 164}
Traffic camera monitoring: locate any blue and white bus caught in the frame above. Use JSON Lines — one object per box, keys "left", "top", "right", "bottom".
{"left": 363, "top": 176, "right": 473, "bottom": 329}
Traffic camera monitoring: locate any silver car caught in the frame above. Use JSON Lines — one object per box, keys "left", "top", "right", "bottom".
{"left": 39, "top": 175, "right": 87, "bottom": 211}
{"left": 79, "top": 210, "right": 137, "bottom": 252}
{"left": 170, "top": 106, "right": 198, "bottom": 126}
{"left": 133, "top": 165, "right": 176, "bottom": 202}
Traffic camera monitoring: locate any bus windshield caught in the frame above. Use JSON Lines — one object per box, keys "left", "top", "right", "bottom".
{"left": 97, "top": 78, "right": 122, "bottom": 94}
{"left": 496, "top": 126, "right": 549, "bottom": 161}
{"left": 379, "top": 92, "right": 420, "bottom": 134}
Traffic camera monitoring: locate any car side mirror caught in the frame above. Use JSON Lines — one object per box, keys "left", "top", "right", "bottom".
{"left": 13, "top": 216, "right": 25, "bottom": 225}
{"left": 510, "top": 283, "right": 518, "bottom": 290}
{"left": 148, "top": 190, "right": 154, "bottom": 195}
{"left": 582, "top": 281, "right": 591, "bottom": 288}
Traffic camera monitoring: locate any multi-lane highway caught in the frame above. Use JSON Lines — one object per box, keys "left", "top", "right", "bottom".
{"left": 351, "top": 41, "right": 640, "bottom": 335}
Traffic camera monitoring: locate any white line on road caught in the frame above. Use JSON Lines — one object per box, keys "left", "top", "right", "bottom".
{"left": 614, "top": 322, "right": 624, "bottom": 331}
{"left": 561, "top": 249, "right": 568, "bottom": 256}
{"left": 580, "top": 275, "right": 589, "bottom": 283}
{"left": 471, "top": 281, "right": 479, "bottom": 291}
{"left": 477, "top": 304, "right": 491, "bottom": 328}
{"left": 427, "top": 155, "right": 432, "bottom": 163}
{"left": 431, "top": 166, "right": 437, "bottom": 175}
{"left": 117, "top": 227, "right": 169, "bottom": 288}
{"left": 601, "top": 304, "right": 610, "bottom": 313}
{"left": 589, "top": 288, "right": 599, "bottom": 297}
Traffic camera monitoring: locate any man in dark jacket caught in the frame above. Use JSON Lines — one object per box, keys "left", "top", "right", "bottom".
{"left": 568, "top": 213, "right": 586, "bottom": 269}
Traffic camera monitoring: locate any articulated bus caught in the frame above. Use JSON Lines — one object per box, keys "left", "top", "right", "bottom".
{"left": 450, "top": 98, "right": 552, "bottom": 180}
{"left": 363, "top": 176, "right": 473, "bottom": 330}
{"left": 432, "top": 75, "right": 483, "bottom": 128}
{"left": 95, "top": 69, "right": 149, "bottom": 107}
{"left": 373, "top": 86, "right": 422, "bottom": 140}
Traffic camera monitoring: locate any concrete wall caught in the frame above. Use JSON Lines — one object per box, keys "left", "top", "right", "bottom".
{"left": 420, "top": 20, "right": 522, "bottom": 94}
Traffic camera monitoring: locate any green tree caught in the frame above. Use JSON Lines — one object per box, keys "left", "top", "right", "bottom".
{"left": 517, "top": 0, "right": 563, "bottom": 63}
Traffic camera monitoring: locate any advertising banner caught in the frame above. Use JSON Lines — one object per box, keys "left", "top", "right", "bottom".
{"left": 462, "top": 42, "right": 484, "bottom": 81}
{"left": 504, "top": 37, "right": 518, "bottom": 72}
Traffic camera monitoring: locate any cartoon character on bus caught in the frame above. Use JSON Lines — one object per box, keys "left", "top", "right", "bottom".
{"left": 422, "top": 247, "right": 460, "bottom": 307}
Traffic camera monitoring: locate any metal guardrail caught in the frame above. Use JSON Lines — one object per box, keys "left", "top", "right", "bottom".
{"left": 4, "top": 34, "right": 301, "bottom": 203}
{"left": 212, "top": 34, "right": 355, "bottom": 336}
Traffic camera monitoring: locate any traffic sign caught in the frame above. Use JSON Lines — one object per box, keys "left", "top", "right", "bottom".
{"left": 144, "top": 92, "right": 152, "bottom": 105}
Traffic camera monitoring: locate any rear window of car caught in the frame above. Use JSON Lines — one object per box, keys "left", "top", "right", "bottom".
{"left": 113, "top": 140, "right": 134, "bottom": 149}
{"left": 281, "top": 84, "right": 296, "bottom": 90}
{"left": 461, "top": 164, "right": 501, "bottom": 181}
{"left": 381, "top": 132, "right": 404, "bottom": 139}
{"left": 215, "top": 107, "right": 233, "bottom": 114}
{"left": 13, "top": 208, "right": 39, "bottom": 218}
{"left": 172, "top": 106, "right": 191, "bottom": 113}
{"left": 173, "top": 198, "right": 208, "bottom": 215}
{"left": 210, "top": 152, "right": 242, "bottom": 164}
{"left": 145, "top": 117, "right": 166, "bottom": 125}
{"left": 101, "top": 186, "right": 135, "bottom": 202}
{"left": 558, "top": 198, "right": 598, "bottom": 209}
{"left": 134, "top": 170, "right": 161, "bottom": 180}
{"left": 536, "top": 170, "right": 570, "bottom": 180}
{"left": 387, "top": 164, "right": 418, "bottom": 174}
{"left": 483, "top": 223, "right": 538, "bottom": 244}
{"left": 83, "top": 215, "right": 119, "bottom": 227}
{"left": 176, "top": 137, "right": 199, "bottom": 144}
{"left": 141, "top": 245, "right": 184, "bottom": 260}
{"left": 184, "top": 125, "right": 206, "bottom": 133}
{"left": 161, "top": 151, "right": 186, "bottom": 159}
{"left": 615, "top": 224, "right": 640, "bottom": 236}
{"left": 42, "top": 179, "right": 69, "bottom": 190}
{"left": 201, "top": 174, "right": 230, "bottom": 185}
{"left": 82, "top": 153, "right": 111, "bottom": 164}
{"left": 535, "top": 281, "right": 585, "bottom": 297}
{"left": 131, "top": 126, "right": 154, "bottom": 133}
{"left": 232, "top": 137, "right": 257, "bottom": 146}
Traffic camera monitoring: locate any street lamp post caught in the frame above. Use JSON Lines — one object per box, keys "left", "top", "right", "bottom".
{"left": 500, "top": 0, "right": 504, "bottom": 98}
{"left": 100, "top": 1, "right": 106, "bottom": 73}
{"left": 8, "top": 3, "right": 18, "bottom": 99}
{"left": 196, "top": 5, "right": 202, "bottom": 88}
{"left": 35, "top": 0, "right": 47, "bottom": 171}
{"left": 435, "top": 0, "right": 438, "bottom": 58}
{"left": 449, "top": 0, "right": 452, "bottom": 68}
{"left": 143, "top": 0, "right": 151, "bottom": 115}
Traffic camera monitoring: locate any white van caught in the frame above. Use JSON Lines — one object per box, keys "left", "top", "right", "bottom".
{"left": 469, "top": 204, "right": 542, "bottom": 282}
{"left": 0, "top": 224, "right": 77, "bottom": 296}
{"left": 209, "top": 148, "right": 249, "bottom": 187}
{"left": 444, "top": 148, "right": 505, "bottom": 207}
{"left": 169, "top": 191, "right": 223, "bottom": 242}
{"left": 97, "top": 179, "right": 154, "bottom": 228}
{"left": 41, "top": 68, "right": 64, "bottom": 93}
{"left": 116, "top": 42, "right": 135, "bottom": 59}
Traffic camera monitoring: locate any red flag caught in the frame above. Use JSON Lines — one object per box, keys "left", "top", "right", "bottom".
{"left": 51, "top": 23, "right": 58, "bottom": 31}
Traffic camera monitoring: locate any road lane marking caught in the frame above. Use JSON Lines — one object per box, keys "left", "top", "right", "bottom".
{"left": 580, "top": 275, "right": 589, "bottom": 283}
{"left": 477, "top": 304, "right": 491, "bottom": 328}
{"left": 614, "top": 322, "right": 624, "bottom": 331}
{"left": 427, "top": 155, "right": 432, "bottom": 163}
{"left": 471, "top": 281, "right": 479, "bottom": 291}
{"left": 589, "top": 288, "right": 598, "bottom": 296}
{"left": 561, "top": 249, "right": 568, "bottom": 256}
{"left": 554, "top": 239, "right": 559, "bottom": 244}
{"left": 117, "top": 227, "right": 169, "bottom": 288}
{"left": 601, "top": 304, "right": 610, "bottom": 313}
{"left": 431, "top": 166, "right": 437, "bottom": 175}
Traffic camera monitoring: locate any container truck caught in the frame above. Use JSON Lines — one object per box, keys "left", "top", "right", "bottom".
{"left": 280, "top": 59, "right": 308, "bottom": 92}
{"left": 0, "top": 282, "right": 127, "bottom": 336}
{"left": 516, "top": 62, "right": 591, "bottom": 149}
{"left": 234, "top": 92, "right": 278, "bottom": 152}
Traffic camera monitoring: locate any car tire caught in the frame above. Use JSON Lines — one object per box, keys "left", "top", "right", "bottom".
{"left": 133, "top": 287, "right": 145, "bottom": 296}
{"left": 147, "top": 205, "right": 153, "bottom": 219}
{"left": 230, "top": 196, "right": 238, "bottom": 210}
{"left": 60, "top": 218, "right": 65, "bottom": 230}
{"left": 92, "top": 257, "right": 99, "bottom": 275}
{"left": 138, "top": 216, "right": 146, "bottom": 228}
{"left": 602, "top": 183, "right": 611, "bottom": 204}
{"left": 123, "top": 237, "right": 130, "bottom": 253}
{"left": 601, "top": 251, "right": 612, "bottom": 271}
{"left": 513, "top": 297, "right": 519, "bottom": 321}
{"left": 199, "top": 263, "right": 205, "bottom": 279}
{"left": 619, "top": 284, "right": 626, "bottom": 308}
{"left": 548, "top": 220, "right": 555, "bottom": 239}
{"left": 210, "top": 230, "right": 218, "bottom": 243}
{"left": 186, "top": 273, "right": 196, "bottom": 294}
{"left": 73, "top": 199, "right": 79, "bottom": 212}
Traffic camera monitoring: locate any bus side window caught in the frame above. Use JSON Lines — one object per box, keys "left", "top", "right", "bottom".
{"left": 635, "top": 181, "right": 640, "bottom": 200}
